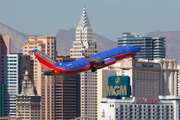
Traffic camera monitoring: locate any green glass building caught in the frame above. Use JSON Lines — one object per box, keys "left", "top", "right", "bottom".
{"left": 117, "top": 32, "right": 166, "bottom": 60}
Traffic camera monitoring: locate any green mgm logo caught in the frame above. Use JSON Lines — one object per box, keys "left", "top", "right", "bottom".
{"left": 106, "top": 76, "right": 131, "bottom": 99}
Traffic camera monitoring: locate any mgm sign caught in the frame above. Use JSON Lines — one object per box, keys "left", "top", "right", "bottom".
{"left": 106, "top": 76, "right": 131, "bottom": 99}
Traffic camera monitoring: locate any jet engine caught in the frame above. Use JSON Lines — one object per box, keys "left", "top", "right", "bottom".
{"left": 97, "top": 58, "right": 116, "bottom": 69}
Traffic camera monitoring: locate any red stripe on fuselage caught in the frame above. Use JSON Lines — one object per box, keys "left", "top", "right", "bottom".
{"left": 113, "top": 52, "right": 137, "bottom": 60}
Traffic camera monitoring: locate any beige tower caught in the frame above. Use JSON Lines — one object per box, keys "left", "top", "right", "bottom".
{"left": 70, "top": 5, "right": 98, "bottom": 120}
{"left": 23, "top": 36, "right": 56, "bottom": 120}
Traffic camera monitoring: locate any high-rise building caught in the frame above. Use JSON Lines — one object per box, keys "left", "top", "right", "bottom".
{"left": 0, "top": 35, "right": 11, "bottom": 54}
{"left": 2, "top": 54, "right": 19, "bottom": 117}
{"left": 16, "top": 70, "right": 41, "bottom": 120}
{"left": 23, "top": 36, "right": 56, "bottom": 120}
{"left": 0, "top": 83, "right": 4, "bottom": 117}
{"left": 0, "top": 34, "right": 10, "bottom": 83}
{"left": 55, "top": 56, "right": 80, "bottom": 120}
{"left": 117, "top": 32, "right": 166, "bottom": 60}
{"left": 70, "top": 5, "right": 98, "bottom": 119}
{"left": 0, "top": 35, "right": 10, "bottom": 117}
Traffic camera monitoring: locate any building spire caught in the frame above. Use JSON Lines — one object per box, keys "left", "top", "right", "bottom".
{"left": 78, "top": 5, "right": 91, "bottom": 29}
{"left": 20, "top": 70, "right": 35, "bottom": 96}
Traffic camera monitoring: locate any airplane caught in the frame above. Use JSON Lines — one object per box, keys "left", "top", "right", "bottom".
{"left": 32, "top": 45, "right": 141, "bottom": 75}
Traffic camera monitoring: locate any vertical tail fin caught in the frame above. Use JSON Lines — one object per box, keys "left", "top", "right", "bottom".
{"left": 32, "top": 49, "right": 57, "bottom": 70}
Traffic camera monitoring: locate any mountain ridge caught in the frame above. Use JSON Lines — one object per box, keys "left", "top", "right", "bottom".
{"left": 1, "top": 22, "right": 180, "bottom": 62}
{"left": 0, "top": 22, "right": 117, "bottom": 55}
{"left": 0, "top": 22, "right": 30, "bottom": 53}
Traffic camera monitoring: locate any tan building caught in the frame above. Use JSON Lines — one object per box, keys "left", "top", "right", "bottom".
{"left": 177, "top": 64, "right": 180, "bottom": 95}
{"left": 115, "top": 58, "right": 161, "bottom": 97}
{"left": 97, "top": 68, "right": 116, "bottom": 120}
{"left": 23, "top": 36, "right": 56, "bottom": 120}
{"left": 158, "top": 58, "right": 178, "bottom": 95}
{"left": 112, "top": 58, "right": 178, "bottom": 97}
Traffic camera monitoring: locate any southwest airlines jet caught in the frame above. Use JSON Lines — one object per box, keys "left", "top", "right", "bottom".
{"left": 32, "top": 45, "right": 141, "bottom": 75}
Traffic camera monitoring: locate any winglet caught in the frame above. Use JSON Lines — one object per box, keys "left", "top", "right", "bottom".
{"left": 81, "top": 51, "right": 88, "bottom": 59}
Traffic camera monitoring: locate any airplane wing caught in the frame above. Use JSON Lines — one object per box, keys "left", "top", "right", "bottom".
{"left": 81, "top": 51, "right": 105, "bottom": 66}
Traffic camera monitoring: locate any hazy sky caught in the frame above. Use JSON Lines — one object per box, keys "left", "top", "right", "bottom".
{"left": 0, "top": 0, "right": 179, "bottom": 41}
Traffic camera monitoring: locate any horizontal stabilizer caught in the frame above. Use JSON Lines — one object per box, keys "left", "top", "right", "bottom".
{"left": 35, "top": 72, "right": 44, "bottom": 74}
{"left": 43, "top": 70, "right": 54, "bottom": 73}
{"left": 35, "top": 70, "right": 54, "bottom": 75}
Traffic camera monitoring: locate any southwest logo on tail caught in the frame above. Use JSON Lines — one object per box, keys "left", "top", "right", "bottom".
{"left": 32, "top": 45, "right": 141, "bottom": 75}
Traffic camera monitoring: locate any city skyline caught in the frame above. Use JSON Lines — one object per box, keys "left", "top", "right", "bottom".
{"left": 0, "top": 1, "right": 180, "bottom": 41}
{"left": 1, "top": 2, "right": 180, "bottom": 119}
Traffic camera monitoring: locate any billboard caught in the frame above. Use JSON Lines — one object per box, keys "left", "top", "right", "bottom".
{"left": 106, "top": 76, "right": 131, "bottom": 99}
{"left": 135, "top": 97, "right": 159, "bottom": 104}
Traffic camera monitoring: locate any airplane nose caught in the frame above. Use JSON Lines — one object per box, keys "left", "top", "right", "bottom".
{"left": 137, "top": 47, "right": 141, "bottom": 51}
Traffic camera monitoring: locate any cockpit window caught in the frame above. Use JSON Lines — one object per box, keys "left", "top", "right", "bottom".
{"left": 132, "top": 46, "right": 136, "bottom": 48}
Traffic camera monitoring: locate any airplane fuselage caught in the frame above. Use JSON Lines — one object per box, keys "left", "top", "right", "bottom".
{"left": 33, "top": 45, "right": 141, "bottom": 75}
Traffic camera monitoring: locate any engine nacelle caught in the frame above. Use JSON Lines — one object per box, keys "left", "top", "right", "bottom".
{"left": 97, "top": 58, "right": 116, "bottom": 69}
{"left": 98, "top": 61, "right": 105, "bottom": 66}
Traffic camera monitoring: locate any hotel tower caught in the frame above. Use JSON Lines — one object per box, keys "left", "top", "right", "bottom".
{"left": 117, "top": 32, "right": 166, "bottom": 60}
{"left": 70, "top": 5, "right": 98, "bottom": 119}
